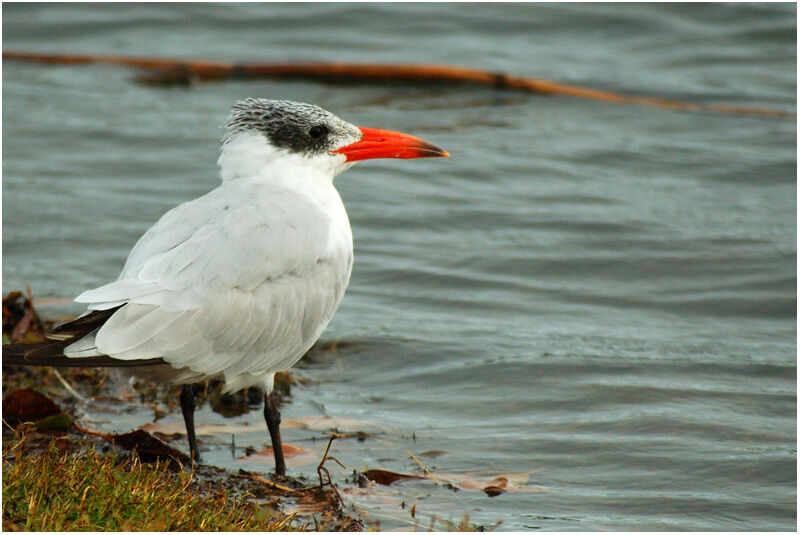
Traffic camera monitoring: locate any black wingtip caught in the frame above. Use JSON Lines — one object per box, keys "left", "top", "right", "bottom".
{"left": 3, "top": 305, "right": 166, "bottom": 368}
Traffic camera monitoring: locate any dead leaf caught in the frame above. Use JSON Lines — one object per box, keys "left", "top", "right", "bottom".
{"left": 482, "top": 485, "right": 505, "bottom": 497}
{"left": 418, "top": 450, "right": 447, "bottom": 458}
{"left": 360, "top": 469, "right": 424, "bottom": 486}
{"left": 240, "top": 444, "right": 319, "bottom": 468}
{"left": 109, "top": 430, "right": 189, "bottom": 462}
{"left": 75, "top": 425, "right": 189, "bottom": 464}
{"left": 283, "top": 414, "right": 379, "bottom": 433}
{"left": 141, "top": 421, "right": 254, "bottom": 436}
{"left": 32, "top": 412, "right": 73, "bottom": 431}
{"left": 427, "top": 472, "right": 547, "bottom": 494}
{"left": 486, "top": 476, "right": 508, "bottom": 488}
{"left": 246, "top": 444, "right": 306, "bottom": 458}
{"left": 3, "top": 388, "right": 63, "bottom": 427}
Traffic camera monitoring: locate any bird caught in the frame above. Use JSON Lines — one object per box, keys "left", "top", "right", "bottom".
{"left": 3, "top": 98, "right": 449, "bottom": 475}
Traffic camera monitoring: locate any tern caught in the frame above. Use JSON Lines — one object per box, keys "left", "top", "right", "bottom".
{"left": 4, "top": 98, "right": 449, "bottom": 474}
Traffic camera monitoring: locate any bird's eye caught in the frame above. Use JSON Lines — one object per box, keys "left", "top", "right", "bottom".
{"left": 309, "top": 124, "right": 328, "bottom": 140}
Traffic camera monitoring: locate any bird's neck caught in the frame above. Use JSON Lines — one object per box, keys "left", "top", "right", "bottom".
{"left": 217, "top": 132, "right": 345, "bottom": 189}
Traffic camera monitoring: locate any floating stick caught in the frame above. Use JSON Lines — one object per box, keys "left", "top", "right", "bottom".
{"left": 3, "top": 50, "right": 793, "bottom": 118}
{"left": 406, "top": 449, "right": 441, "bottom": 486}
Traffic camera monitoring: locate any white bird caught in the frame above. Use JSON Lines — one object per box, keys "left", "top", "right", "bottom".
{"left": 4, "top": 98, "right": 449, "bottom": 474}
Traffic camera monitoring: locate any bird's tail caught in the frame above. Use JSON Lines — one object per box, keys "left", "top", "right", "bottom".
{"left": 3, "top": 305, "right": 164, "bottom": 368}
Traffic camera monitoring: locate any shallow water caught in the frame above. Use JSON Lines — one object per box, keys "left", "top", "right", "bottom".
{"left": 3, "top": 3, "right": 796, "bottom": 530}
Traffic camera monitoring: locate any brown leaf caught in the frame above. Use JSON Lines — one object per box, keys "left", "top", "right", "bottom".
{"left": 3, "top": 388, "right": 63, "bottom": 427}
{"left": 418, "top": 450, "right": 447, "bottom": 458}
{"left": 105, "top": 429, "right": 189, "bottom": 462}
{"left": 487, "top": 476, "right": 509, "bottom": 488}
{"left": 284, "top": 414, "right": 377, "bottom": 432}
{"left": 482, "top": 485, "right": 505, "bottom": 497}
{"left": 75, "top": 425, "right": 189, "bottom": 464}
{"left": 429, "top": 472, "right": 547, "bottom": 494}
{"left": 240, "top": 444, "right": 319, "bottom": 469}
{"left": 141, "top": 421, "right": 253, "bottom": 435}
{"left": 360, "top": 469, "right": 424, "bottom": 486}
{"left": 250, "top": 444, "right": 306, "bottom": 458}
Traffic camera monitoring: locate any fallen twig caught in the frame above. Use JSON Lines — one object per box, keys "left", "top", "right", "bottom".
{"left": 406, "top": 449, "right": 440, "bottom": 486}
{"left": 315, "top": 434, "right": 345, "bottom": 504}
{"left": 3, "top": 50, "right": 793, "bottom": 119}
{"left": 246, "top": 472, "right": 296, "bottom": 494}
{"left": 49, "top": 368, "right": 88, "bottom": 403}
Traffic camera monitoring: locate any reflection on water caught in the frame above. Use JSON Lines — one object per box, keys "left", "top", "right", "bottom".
{"left": 3, "top": 3, "right": 796, "bottom": 530}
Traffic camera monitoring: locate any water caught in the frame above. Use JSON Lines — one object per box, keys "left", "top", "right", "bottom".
{"left": 3, "top": 3, "right": 796, "bottom": 530}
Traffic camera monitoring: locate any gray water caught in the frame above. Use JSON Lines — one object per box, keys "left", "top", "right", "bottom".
{"left": 3, "top": 3, "right": 796, "bottom": 531}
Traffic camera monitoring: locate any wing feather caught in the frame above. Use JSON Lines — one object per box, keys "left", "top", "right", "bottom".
{"left": 70, "top": 178, "right": 352, "bottom": 388}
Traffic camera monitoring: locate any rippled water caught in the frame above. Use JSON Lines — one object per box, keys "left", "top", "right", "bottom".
{"left": 3, "top": 3, "right": 796, "bottom": 530}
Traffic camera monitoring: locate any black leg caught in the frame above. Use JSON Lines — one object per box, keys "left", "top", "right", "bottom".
{"left": 180, "top": 385, "right": 200, "bottom": 463}
{"left": 264, "top": 391, "right": 286, "bottom": 476}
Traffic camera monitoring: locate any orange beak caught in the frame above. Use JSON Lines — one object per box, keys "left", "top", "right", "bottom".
{"left": 332, "top": 127, "right": 450, "bottom": 162}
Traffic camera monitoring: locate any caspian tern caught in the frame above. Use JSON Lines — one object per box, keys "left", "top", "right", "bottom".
{"left": 4, "top": 98, "right": 448, "bottom": 474}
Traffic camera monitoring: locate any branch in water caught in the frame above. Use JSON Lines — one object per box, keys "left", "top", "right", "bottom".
{"left": 3, "top": 50, "right": 794, "bottom": 119}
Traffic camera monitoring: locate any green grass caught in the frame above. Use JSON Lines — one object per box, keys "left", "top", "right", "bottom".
{"left": 2, "top": 439, "right": 294, "bottom": 531}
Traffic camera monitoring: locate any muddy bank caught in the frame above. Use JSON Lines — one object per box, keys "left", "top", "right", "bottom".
{"left": 2, "top": 291, "right": 365, "bottom": 531}
{"left": 3, "top": 291, "right": 505, "bottom": 531}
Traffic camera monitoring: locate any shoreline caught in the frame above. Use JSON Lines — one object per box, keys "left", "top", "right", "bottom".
{"left": 2, "top": 290, "right": 364, "bottom": 531}
{"left": 1, "top": 363, "right": 364, "bottom": 531}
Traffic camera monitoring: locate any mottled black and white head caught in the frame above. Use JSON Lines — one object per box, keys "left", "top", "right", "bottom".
{"left": 218, "top": 98, "right": 448, "bottom": 183}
